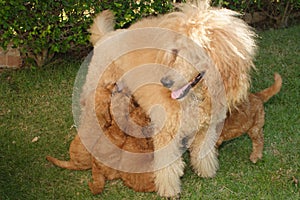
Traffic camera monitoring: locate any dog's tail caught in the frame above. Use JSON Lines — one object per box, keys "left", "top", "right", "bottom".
{"left": 46, "top": 135, "right": 92, "bottom": 170}
{"left": 46, "top": 156, "right": 92, "bottom": 170}
{"left": 255, "top": 73, "right": 282, "bottom": 103}
{"left": 89, "top": 10, "right": 115, "bottom": 46}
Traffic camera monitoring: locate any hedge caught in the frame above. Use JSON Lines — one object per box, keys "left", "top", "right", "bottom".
{"left": 1, "top": 0, "right": 299, "bottom": 67}
{"left": 0, "top": 0, "right": 174, "bottom": 67}
{"left": 212, "top": 0, "right": 300, "bottom": 28}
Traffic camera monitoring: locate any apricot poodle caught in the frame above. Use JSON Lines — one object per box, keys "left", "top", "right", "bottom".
{"left": 47, "top": 1, "right": 257, "bottom": 198}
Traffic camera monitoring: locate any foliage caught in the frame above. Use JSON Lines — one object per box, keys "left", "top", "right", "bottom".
{"left": 98, "top": 0, "right": 174, "bottom": 29}
{"left": 212, "top": 0, "right": 300, "bottom": 28}
{"left": 0, "top": 0, "right": 174, "bottom": 67}
{"left": 1, "top": 0, "right": 299, "bottom": 67}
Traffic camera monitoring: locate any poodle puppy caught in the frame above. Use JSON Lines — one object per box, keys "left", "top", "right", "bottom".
{"left": 217, "top": 73, "right": 282, "bottom": 163}
{"left": 47, "top": 84, "right": 156, "bottom": 194}
{"left": 47, "top": 1, "right": 257, "bottom": 198}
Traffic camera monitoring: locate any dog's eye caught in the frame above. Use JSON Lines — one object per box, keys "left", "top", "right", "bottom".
{"left": 172, "top": 49, "right": 179, "bottom": 56}
{"left": 160, "top": 76, "right": 174, "bottom": 88}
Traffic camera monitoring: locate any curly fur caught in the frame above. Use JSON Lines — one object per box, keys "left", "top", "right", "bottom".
{"left": 47, "top": 85, "right": 156, "bottom": 193}
{"left": 47, "top": 1, "right": 257, "bottom": 198}
{"left": 217, "top": 73, "right": 282, "bottom": 163}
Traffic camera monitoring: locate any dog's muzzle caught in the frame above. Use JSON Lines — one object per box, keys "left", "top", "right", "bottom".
{"left": 160, "top": 76, "right": 175, "bottom": 88}
{"left": 167, "top": 71, "right": 205, "bottom": 100}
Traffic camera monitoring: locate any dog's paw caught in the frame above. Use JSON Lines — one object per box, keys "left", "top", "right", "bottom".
{"left": 166, "top": 194, "right": 181, "bottom": 200}
{"left": 191, "top": 148, "right": 219, "bottom": 178}
{"left": 250, "top": 152, "right": 262, "bottom": 163}
{"left": 88, "top": 181, "right": 104, "bottom": 195}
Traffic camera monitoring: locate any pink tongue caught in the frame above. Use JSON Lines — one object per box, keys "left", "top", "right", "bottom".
{"left": 171, "top": 83, "right": 191, "bottom": 99}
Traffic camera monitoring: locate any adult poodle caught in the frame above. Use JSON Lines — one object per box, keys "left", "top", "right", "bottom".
{"left": 47, "top": 1, "right": 257, "bottom": 198}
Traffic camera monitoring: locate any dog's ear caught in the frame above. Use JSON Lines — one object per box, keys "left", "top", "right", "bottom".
{"left": 89, "top": 10, "right": 115, "bottom": 46}
{"left": 168, "top": 48, "right": 179, "bottom": 66}
{"left": 158, "top": 48, "right": 179, "bottom": 88}
{"left": 172, "top": 49, "right": 179, "bottom": 56}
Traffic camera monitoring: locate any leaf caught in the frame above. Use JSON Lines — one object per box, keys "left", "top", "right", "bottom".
{"left": 31, "top": 136, "right": 40, "bottom": 143}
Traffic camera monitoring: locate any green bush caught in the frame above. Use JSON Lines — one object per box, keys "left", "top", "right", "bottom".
{"left": 0, "top": 0, "right": 174, "bottom": 67}
{"left": 1, "top": 0, "right": 299, "bottom": 67}
{"left": 212, "top": 0, "right": 300, "bottom": 28}
{"left": 1, "top": 0, "right": 92, "bottom": 67}
{"left": 99, "top": 0, "right": 173, "bottom": 29}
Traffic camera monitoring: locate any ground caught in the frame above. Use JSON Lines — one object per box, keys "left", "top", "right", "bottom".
{"left": 0, "top": 25, "right": 299, "bottom": 199}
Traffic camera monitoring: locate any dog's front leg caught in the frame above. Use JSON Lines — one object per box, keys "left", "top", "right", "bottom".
{"left": 152, "top": 128, "right": 185, "bottom": 198}
{"left": 189, "top": 133, "right": 219, "bottom": 178}
{"left": 132, "top": 84, "right": 184, "bottom": 197}
{"left": 88, "top": 160, "right": 106, "bottom": 194}
{"left": 154, "top": 157, "right": 184, "bottom": 198}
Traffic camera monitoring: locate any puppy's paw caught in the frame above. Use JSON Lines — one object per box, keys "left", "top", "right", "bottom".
{"left": 88, "top": 181, "right": 104, "bottom": 195}
{"left": 250, "top": 152, "right": 262, "bottom": 163}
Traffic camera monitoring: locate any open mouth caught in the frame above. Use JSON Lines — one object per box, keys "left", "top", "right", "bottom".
{"left": 171, "top": 71, "right": 205, "bottom": 100}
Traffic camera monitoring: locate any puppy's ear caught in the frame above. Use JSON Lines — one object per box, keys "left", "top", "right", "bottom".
{"left": 89, "top": 10, "right": 115, "bottom": 46}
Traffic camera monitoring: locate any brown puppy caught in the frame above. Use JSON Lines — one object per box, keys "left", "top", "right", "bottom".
{"left": 217, "top": 73, "right": 282, "bottom": 163}
{"left": 47, "top": 85, "right": 156, "bottom": 194}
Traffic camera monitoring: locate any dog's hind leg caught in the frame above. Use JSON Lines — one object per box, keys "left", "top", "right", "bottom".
{"left": 46, "top": 135, "right": 92, "bottom": 170}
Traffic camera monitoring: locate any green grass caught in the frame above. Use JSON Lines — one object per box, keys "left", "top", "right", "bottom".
{"left": 1, "top": 25, "right": 299, "bottom": 200}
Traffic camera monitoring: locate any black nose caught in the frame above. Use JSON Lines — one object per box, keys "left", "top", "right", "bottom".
{"left": 160, "top": 76, "right": 174, "bottom": 88}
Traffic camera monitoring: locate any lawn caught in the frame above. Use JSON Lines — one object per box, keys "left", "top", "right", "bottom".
{"left": 0, "top": 25, "right": 299, "bottom": 200}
